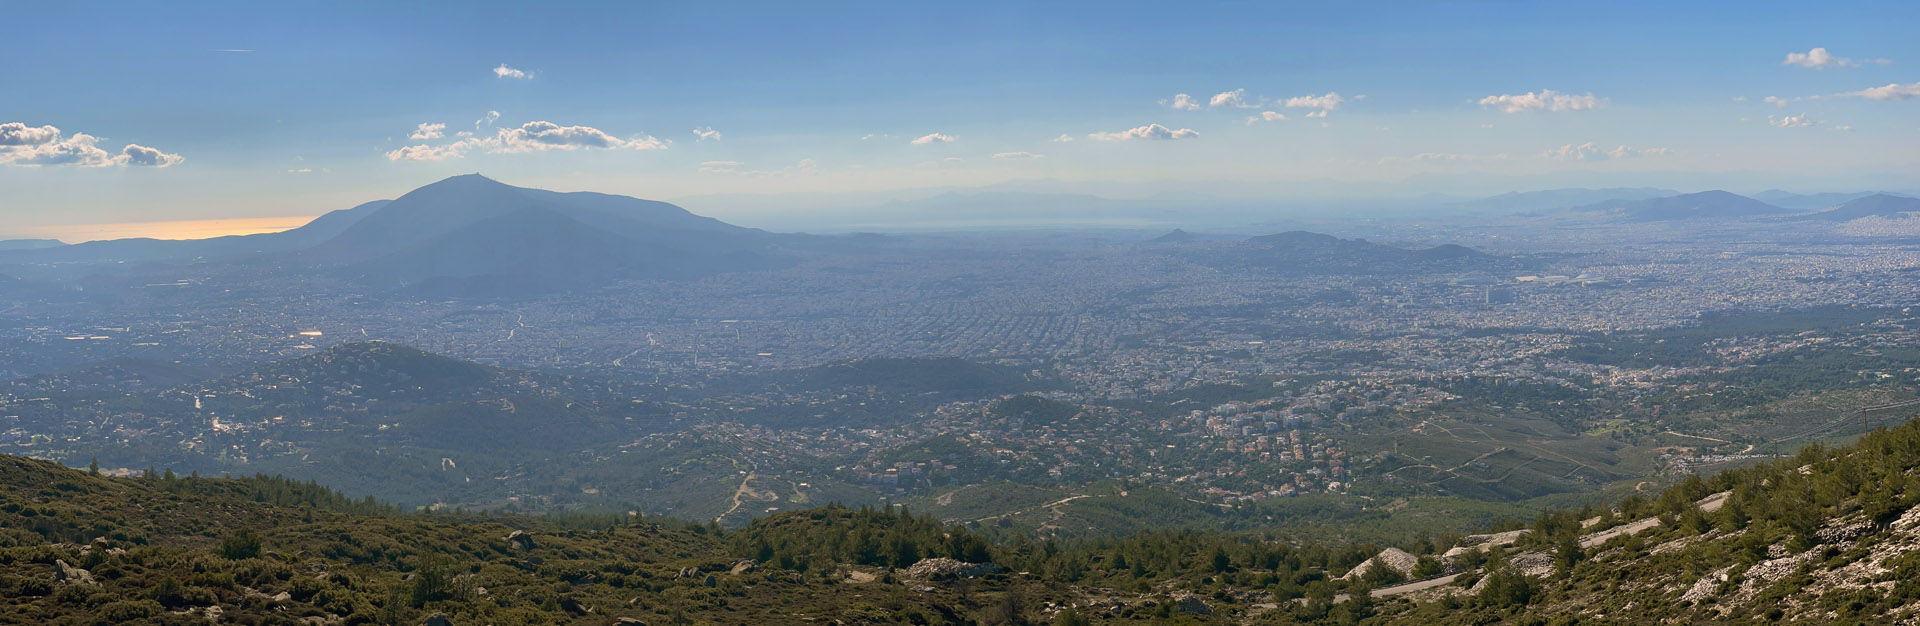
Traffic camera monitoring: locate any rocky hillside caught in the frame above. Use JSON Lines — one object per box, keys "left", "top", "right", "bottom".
{"left": 5, "top": 418, "right": 1920, "bottom": 624}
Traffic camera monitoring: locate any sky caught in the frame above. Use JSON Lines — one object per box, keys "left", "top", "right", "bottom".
{"left": 3, "top": 1, "right": 1918, "bottom": 238}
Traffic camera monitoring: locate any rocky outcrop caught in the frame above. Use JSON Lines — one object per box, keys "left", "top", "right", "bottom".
{"left": 54, "top": 560, "right": 95, "bottom": 585}
{"left": 729, "top": 559, "right": 757, "bottom": 575}
{"left": 1339, "top": 547, "right": 1419, "bottom": 580}
{"left": 1171, "top": 593, "right": 1213, "bottom": 615}
{"left": 504, "top": 530, "right": 534, "bottom": 551}
{"left": 902, "top": 558, "right": 1000, "bottom": 579}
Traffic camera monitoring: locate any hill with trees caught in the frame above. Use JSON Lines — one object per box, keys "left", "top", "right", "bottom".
{"left": 9, "top": 417, "right": 1920, "bottom": 624}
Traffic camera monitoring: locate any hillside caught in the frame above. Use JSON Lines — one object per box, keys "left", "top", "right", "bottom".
{"left": 2, "top": 342, "right": 688, "bottom": 511}
{"left": 9, "top": 419, "right": 1920, "bottom": 624}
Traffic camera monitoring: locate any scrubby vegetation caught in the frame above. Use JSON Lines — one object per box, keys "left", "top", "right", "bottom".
{"left": 7, "top": 416, "right": 1920, "bottom": 624}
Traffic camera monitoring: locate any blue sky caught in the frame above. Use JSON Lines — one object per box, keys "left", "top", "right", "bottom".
{"left": 3, "top": 1, "right": 1918, "bottom": 234}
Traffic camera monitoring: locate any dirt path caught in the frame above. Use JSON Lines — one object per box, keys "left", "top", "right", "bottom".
{"left": 1663, "top": 430, "right": 1732, "bottom": 445}
{"left": 717, "top": 472, "right": 758, "bottom": 522}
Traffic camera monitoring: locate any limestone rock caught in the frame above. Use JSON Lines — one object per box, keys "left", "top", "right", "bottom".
{"left": 54, "top": 559, "right": 96, "bottom": 585}
{"left": 902, "top": 558, "right": 1000, "bottom": 579}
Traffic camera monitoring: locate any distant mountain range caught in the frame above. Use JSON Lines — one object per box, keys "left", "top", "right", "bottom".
{"left": 1750, "top": 189, "right": 1912, "bottom": 211}
{"left": 1190, "top": 230, "right": 1513, "bottom": 274}
{"left": 1457, "top": 187, "right": 1679, "bottom": 214}
{"left": 1794, "top": 193, "right": 1920, "bottom": 221}
{"left": 0, "top": 238, "right": 64, "bottom": 251}
{"left": 1570, "top": 190, "right": 1795, "bottom": 221}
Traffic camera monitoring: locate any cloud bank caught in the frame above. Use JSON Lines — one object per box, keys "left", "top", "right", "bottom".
{"left": 0, "top": 122, "right": 184, "bottom": 168}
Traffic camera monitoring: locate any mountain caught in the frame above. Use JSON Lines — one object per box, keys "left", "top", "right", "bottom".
{"left": 0, "top": 238, "right": 64, "bottom": 251}
{"left": 1751, "top": 189, "right": 1908, "bottom": 211}
{"left": 1204, "top": 230, "right": 1510, "bottom": 274}
{"left": 1143, "top": 228, "right": 1200, "bottom": 244}
{"left": 304, "top": 174, "right": 783, "bottom": 294}
{"left": 1798, "top": 193, "right": 1920, "bottom": 221}
{"left": 1453, "top": 187, "right": 1677, "bottom": 214}
{"left": 1574, "top": 190, "right": 1793, "bottom": 221}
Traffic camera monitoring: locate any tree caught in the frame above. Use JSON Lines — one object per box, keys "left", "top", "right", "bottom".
{"left": 1210, "top": 545, "right": 1233, "bottom": 573}
{"left": 218, "top": 529, "right": 262, "bottom": 560}
{"left": 87, "top": 458, "right": 99, "bottom": 476}
{"left": 1552, "top": 533, "right": 1583, "bottom": 578}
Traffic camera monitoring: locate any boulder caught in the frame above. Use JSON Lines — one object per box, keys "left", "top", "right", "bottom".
{"left": 422, "top": 613, "right": 454, "bottom": 626}
{"left": 1171, "top": 593, "right": 1213, "bottom": 615}
{"left": 53, "top": 559, "right": 96, "bottom": 585}
{"left": 729, "top": 559, "right": 757, "bottom": 575}
{"left": 504, "top": 530, "right": 534, "bottom": 551}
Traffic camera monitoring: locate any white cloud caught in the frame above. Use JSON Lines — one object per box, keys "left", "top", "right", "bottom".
{"left": 1210, "top": 89, "right": 1256, "bottom": 108}
{"left": 1763, "top": 96, "right": 1789, "bottom": 108}
{"left": 1167, "top": 94, "right": 1201, "bottom": 111}
{"left": 1769, "top": 113, "right": 1818, "bottom": 128}
{"left": 1304, "top": 110, "right": 1328, "bottom": 118}
{"left": 692, "top": 126, "right": 721, "bottom": 141}
{"left": 476, "top": 110, "right": 500, "bottom": 129}
{"left": 911, "top": 133, "right": 955, "bottom": 145}
{"left": 116, "top": 144, "right": 184, "bottom": 167}
{"left": 1539, "top": 142, "right": 1669, "bottom": 161}
{"left": 0, "top": 122, "right": 60, "bottom": 146}
{"left": 1479, "top": 90, "right": 1605, "bottom": 113}
{"left": 493, "top": 120, "right": 666, "bottom": 152}
{"left": 493, "top": 64, "right": 532, "bottom": 79}
{"left": 386, "top": 119, "right": 666, "bottom": 161}
{"left": 1245, "top": 111, "right": 1287, "bottom": 124}
{"left": 288, "top": 168, "right": 313, "bottom": 174}
{"left": 1088, "top": 123, "right": 1199, "bottom": 141}
{"left": 3, "top": 132, "right": 113, "bottom": 166}
{"left": 409, "top": 123, "right": 446, "bottom": 140}
{"left": 1835, "top": 125, "right": 1855, "bottom": 132}
{"left": 1049, "top": 134, "right": 1075, "bottom": 143}
{"left": 384, "top": 143, "right": 469, "bottom": 161}
{"left": 1284, "top": 92, "right": 1347, "bottom": 110}
{"left": 1838, "top": 81, "right": 1920, "bottom": 101}
{"left": 991, "top": 151, "right": 1043, "bottom": 159}
{"left": 0, "top": 123, "right": 183, "bottom": 168}
{"left": 1782, "top": 47, "right": 1884, "bottom": 69}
